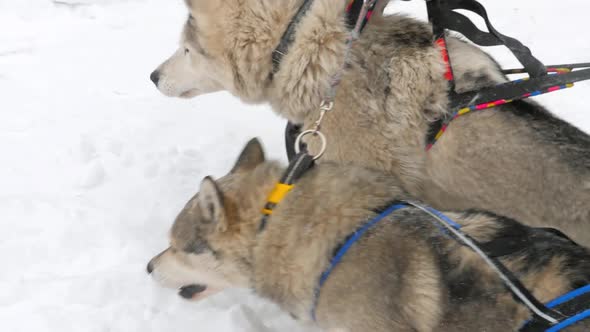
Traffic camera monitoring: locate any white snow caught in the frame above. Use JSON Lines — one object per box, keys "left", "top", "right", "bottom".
{"left": 0, "top": 0, "right": 588, "bottom": 331}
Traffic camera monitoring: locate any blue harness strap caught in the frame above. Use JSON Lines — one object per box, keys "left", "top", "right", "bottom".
{"left": 310, "top": 201, "right": 590, "bottom": 331}
{"left": 546, "top": 311, "right": 590, "bottom": 332}
{"left": 521, "top": 285, "right": 590, "bottom": 331}
{"left": 546, "top": 285, "right": 590, "bottom": 309}
{"left": 310, "top": 202, "right": 408, "bottom": 320}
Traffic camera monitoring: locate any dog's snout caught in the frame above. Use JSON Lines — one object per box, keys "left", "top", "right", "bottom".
{"left": 146, "top": 261, "right": 154, "bottom": 274}
{"left": 150, "top": 70, "right": 160, "bottom": 86}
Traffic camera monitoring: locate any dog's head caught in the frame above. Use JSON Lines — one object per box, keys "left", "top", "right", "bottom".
{"left": 149, "top": 0, "right": 391, "bottom": 102}
{"left": 149, "top": 0, "right": 277, "bottom": 102}
{"left": 149, "top": 1, "right": 225, "bottom": 99}
{"left": 147, "top": 138, "right": 282, "bottom": 300}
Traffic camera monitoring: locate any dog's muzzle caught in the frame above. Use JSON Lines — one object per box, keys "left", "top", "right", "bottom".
{"left": 146, "top": 261, "right": 208, "bottom": 299}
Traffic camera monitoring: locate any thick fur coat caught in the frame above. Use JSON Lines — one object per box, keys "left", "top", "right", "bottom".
{"left": 151, "top": 0, "right": 590, "bottom": 244}
{"left": 148, "top": 139, "right": 590, "bottom": 331}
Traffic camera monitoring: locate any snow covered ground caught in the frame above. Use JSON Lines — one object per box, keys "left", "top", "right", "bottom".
{"left": 0, "top": 0, "right": 588, "bottom": 331}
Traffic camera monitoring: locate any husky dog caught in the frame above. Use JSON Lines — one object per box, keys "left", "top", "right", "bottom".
{"left": 150, "top": 0, "right": 590, "bottom": 244}
{"left": 147, "top": 139, "right": 590, "bottom": 331}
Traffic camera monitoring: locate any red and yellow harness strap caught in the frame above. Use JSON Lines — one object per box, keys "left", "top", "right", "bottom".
{"left": 261, "top": 183, "right": 295, "bottom": 216}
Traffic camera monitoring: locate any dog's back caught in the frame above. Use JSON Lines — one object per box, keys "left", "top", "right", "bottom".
{"left": 307, "top": 210, "right": 590, "bottom": 331}
{"left": 438, "top": 212, "right": 590, "bottom": 331}
{"left": 256, "top": 164, "right": 590, "bottom": 331}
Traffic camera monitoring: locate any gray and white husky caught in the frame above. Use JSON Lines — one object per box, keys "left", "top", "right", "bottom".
{"left": 150, "top": 0, "right": 590, "bottom": 244}
{"left": 148, "top": 139, "right": 590, "bottom": 331}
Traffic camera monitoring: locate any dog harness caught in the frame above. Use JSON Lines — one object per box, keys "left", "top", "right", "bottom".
{"left": 424, "top": 0, "right": 590, "bottom": 150}
{"left": 307, "top": 200, "right": 590, "bottom": 330}
{"left": 258, "top": 150, "right": 590, "bottom": 330}
{"left": 521, "top": 285, "right": 590, "bottom": 331}
{"left": 310, "top": 201, "right": 408, "bottom": 321}
{"left": 279, "top": 0, "right": 590, "bottom": 160}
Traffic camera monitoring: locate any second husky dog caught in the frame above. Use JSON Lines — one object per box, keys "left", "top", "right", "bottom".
{"left": 150, "top": 0, "right": 590, "bottom": 245}
{"left": 148, "top": 139, "right": 590, "bottom": 332}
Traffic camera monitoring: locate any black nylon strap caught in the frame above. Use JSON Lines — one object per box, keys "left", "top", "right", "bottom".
{"left": 462, "top": 236, "right": 566, "bottom": 325}
{"left": 427, "top": 0, "right": 445, "bottom": 38}
{"left": 556, "top": 293, "right": 590, "bottom": 319}
{"left": 280, "top": 152, "right": 315, "bottom": 185}
{"left": 427, "top": 0, "right": 456, "bottom": 91}
{"left": 426, "top": 68, "right": 590, "bottom": 148}
{"left": 442, "top": 11, "right": 501, "bottom": 46}
{"left": 272, "top": 0, "right": 315, "bottom": 74}
{"left": 258, "top": 152, "right": 314, "bottom": 232}
{"left": 504, "top": 63, "right": 590, "bottom": 75}
{"left": 451, "top": 68, "right": 590, "bottom": 110}
{"left": 520, "top": 292, "right": 590, "bottom": 331}
{"left": 285, "top": 122, "right": 302, "bottom": 162}
{"left": 478, "top": 235, "right": 531, "bottom": 258}
{"left": 346, "top": 0, "right": 365, "bottom": 28}
{"left": 433, "top": 0, "right": 547, "bottom": 79}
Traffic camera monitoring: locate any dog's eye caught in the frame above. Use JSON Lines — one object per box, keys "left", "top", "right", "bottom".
{"left": 184, "top": 48, "right": 190, "bottom": 55}
{"left": 185, "top": 241, "right": 209, "bottom": 254}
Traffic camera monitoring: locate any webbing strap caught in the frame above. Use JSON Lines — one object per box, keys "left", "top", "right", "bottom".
{"left": 451, "top": 68, "right": 590, "bottom": 110}
{"left": 428, "top": 0, "right": 456, "bottom": 91}
{"left": 310, "top": 201, "right": 566, "bottom": 326}
{"left": 285, "top": 123, "right": 301, "bottom": 162}
{"left": 258, "top": 152, "right": 314, "bottom": 231}
{"left": 346, "top": 0, "right": 377, "bottom": 31}
{"left": 431, "top": 0, "right": 547, "bottom": 78}
{"left": 520, "top": 285, "right": 590, "bottom": 331}
{"left": 311, "top": 202, "right": 408, "bottom": 320}
{"left": 405, "top": 202, "right": 564, "bottom": 325}
{"left": 426, "top": 67, "right": 589, "bottom": 149}
{"left": 272, "top": 0, "right": 315, "bottom": 74}
{"left": 504, "top": 63, "right": 590, "bottom": 75}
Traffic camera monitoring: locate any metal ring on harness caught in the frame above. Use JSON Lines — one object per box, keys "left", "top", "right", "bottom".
{"left": 294, "top": 130, "right": 327, "bottom": 160}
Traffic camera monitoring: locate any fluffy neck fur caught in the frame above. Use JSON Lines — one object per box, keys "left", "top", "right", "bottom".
{"left": 265, "top": 0, "right": 351, "bottom": 124}
{"left": 214, "top": 0, "right": 352, "bottom": 122}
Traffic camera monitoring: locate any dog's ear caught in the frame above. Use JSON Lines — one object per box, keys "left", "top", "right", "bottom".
{"left": 231, "top": 138, "right": 266, "bottom": 173}
{"left": 184, "top": 0, "right": 222, "bottom": 14}
{"left": 184, "top": 0, "right": 196, "bottom": 11}
{"left": 198, "top": 176, "right": 228, "bottom": 232}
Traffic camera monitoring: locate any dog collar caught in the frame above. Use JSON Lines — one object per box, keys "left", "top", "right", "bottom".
{"left": 258, "top": 152, "right": 315, "bottom": 232}
{"left": 271, "top": 0, "right": 315, "bottom": 74}
{"left": 271, "top": 0, "right": 378, "bottom": 75}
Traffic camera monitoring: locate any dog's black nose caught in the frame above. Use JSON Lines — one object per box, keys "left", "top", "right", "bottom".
{"left": 150, "top": 70, "right": 160, "bottom": 86}
{"left": 146, "top": 261, "right": 154, "bottom": 274}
